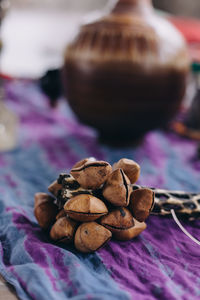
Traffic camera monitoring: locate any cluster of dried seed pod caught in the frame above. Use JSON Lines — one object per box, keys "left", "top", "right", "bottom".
{"left": 34, "top": 158, "right": 155, "bottom": 253}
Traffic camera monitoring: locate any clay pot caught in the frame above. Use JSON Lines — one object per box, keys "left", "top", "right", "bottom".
{"left": 63, "top": 0, "right": 189, "bottom": 141}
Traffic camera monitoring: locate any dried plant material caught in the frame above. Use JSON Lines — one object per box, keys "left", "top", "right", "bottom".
{"left": 70, "top": 159, "right": 112, "bottom": 189}
{"left": 101, "top": 207, "right": 134, "bottom": 229}
{"left": 34, "top": 157, "right": 154, "bottom": 252}
{"left": 50, "top": 216, "right": 77, "bottom": 244}
{"left": 113, "top": 158, "right": 140, "bottom": 184}
{"left": 129, "top": 188, "right": 155, "bottom": 222}
{"left": 64, "top": 194, "right": 108, "bottom": 222}
{"left": 112, "top": 219, "right": 147, "bottom": 241}
{"left": 74, "top": 222, "right": 112, "bottom": 253}
{"left": 71, "top": 157, "right": 96, "bottom": 169}
{"left": 103, "top": 169, "right": 131, "bottom": 206}
{"left": 34, "top": 193, "right": 58, "bottom": 230}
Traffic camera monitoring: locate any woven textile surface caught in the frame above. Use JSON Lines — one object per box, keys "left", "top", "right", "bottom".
{"left": 0, "top": 79, "right": 200, "bottom": 300}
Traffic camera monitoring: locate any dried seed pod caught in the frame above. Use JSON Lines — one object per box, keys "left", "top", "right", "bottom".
{"left": 48, "top": 180, "right": 62, "bottom": 197}
{"left": 50, "top": 216, "right": 77, "bottom": 244}
{"left": 34, "top": 193, "right": 58, "bottom": 230}
{"left": 56, "top": 209, "right": 66, "bottom": 220}
{"left": 55, "top": 174, "right": 93, "bottom": 209}
{"left": 72, "top": 157, "right": 96, "bottom": 169}
{"left": 64, "top": 194, "right": 108, "bottom": 222}
{"left": 103, "top": 169, "right": 131, "bottom": 206}
{"left": 100, "top": 207, "right": 134, "bottom": 232}
{"left": 70, "top": 159, "right": 112, "bottom": 189}
{"left": 112, "top": 219, "right": 147, "bottom": 241}
{"left": 113, "top": 158, "right": 140, "bottom": 184}
{"left": 129, "top": 188, "right": 155, "bottom": 222}
{"left": 74, "top": 222, "right": 112, "bottom": 253}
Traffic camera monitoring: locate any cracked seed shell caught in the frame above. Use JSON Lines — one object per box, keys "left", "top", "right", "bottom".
{"left": 64, "top": 194, "right": 108, "bottom": 222}
{"left": 102, "top": 168, "right": 131, "bottom": 206}
{"left": 34, "top": 193, "right": 58, "bottom": 230}
{"left": 70, "top": 159, "right": 112, "bottom": 189}
{"left": 129, "top": 188, "right": 155, "bottom": 222}
{"left": 50, "top": 216, "right": 77, "bottom": 244}
{"left": 74, "top": 222, "right": 112, "bottom": 253}
{"left": 113, "top": 158, "right": 140, "bottom": 184}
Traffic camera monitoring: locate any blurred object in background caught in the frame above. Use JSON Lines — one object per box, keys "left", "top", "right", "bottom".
{"left": 169, "top": 14, "right": 200, "bottom": 142}
{"left": 39, "top": 69, "right": 63, "bottom": 107}
{"left": 63, "top": 0, "right": 189, "bottom": 142}
{"left": 1, "top": 0, "right": 113, "bottom": 77}
{"left": 185, "top": 62, "right": 200, "bottom": 130}
{"left": 0, "top": 0, "right": 10, "bottom": 49}
{"left": 9, "top": 0, "right": 110, "bottom": 11}
{"left": 153, "top": 0, "right": 200, "bottom": 18}
{"left": 0, "top": 0, "right": 9, "bottom": 20}
{"left": 0, "top": 1, "right": 19, "bottom": 152}
{"left": 0, "top": 83, "right": 19, "bottom": 151}
{"left": 172, "top": 62, "right": 200, "bottom": 141}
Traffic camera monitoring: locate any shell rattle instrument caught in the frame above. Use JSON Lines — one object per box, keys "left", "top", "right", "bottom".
{"left": 34, "top": 158, "right": 200, "bottom": 252}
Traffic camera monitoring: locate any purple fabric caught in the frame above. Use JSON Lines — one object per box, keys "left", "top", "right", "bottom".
{"left": 0, "top": 79, "right": 200, "bottom": 300}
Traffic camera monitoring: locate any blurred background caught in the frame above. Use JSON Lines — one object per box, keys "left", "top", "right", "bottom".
{"left": 153, "top": 0, "right": 200, "bottom": 18}
{"left": 1, "top": 0, "right": 200, "bottom": 78}
{"left": 0, "top": 0, "right": 200, "bottom": 150}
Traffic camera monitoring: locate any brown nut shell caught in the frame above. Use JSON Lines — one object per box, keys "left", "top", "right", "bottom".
{"left": 100, "top": 208, "right": 134, "bottom": 233}
{"left": 70, "top": 160, "right": 112, "bottom": 189}
{"left": 48, "top": 180, "right": 62, "bottom": 197}
{"left": 71, "top": 157, "right": 96, "bottom": 169}
{"left": 112, "top": 219, "right": 147, "bottom": 241}
{"left": 74, "top": 222, "right": 112, "bottom": 253}
{"left": 102, "top": 169, "right": 131, "bottom": 206}
{"left": 50, "top": 216, "right": 77, "bottom": 244}
{"left": 34, "top": 193, "right": 58, "bottom": 230}
{"left": 129, "top": 188, "right": 155, "bottom": 222}
{"left": 64, "top": 194, "right": 108, "bottom": 222}
{"left": 113, "top": 158, "right": 140, "bottom": 184}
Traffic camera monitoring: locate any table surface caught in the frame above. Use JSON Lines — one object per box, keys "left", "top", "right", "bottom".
{"left": 0, "top": 276, "right": 18, "bottom": 300}
{"left": 0, "top": 79, "right": 199, "bottom": 300}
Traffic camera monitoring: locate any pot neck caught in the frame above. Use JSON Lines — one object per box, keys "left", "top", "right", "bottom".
{"left": 112, "top": 0, "right": 153, "bottom": 14}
